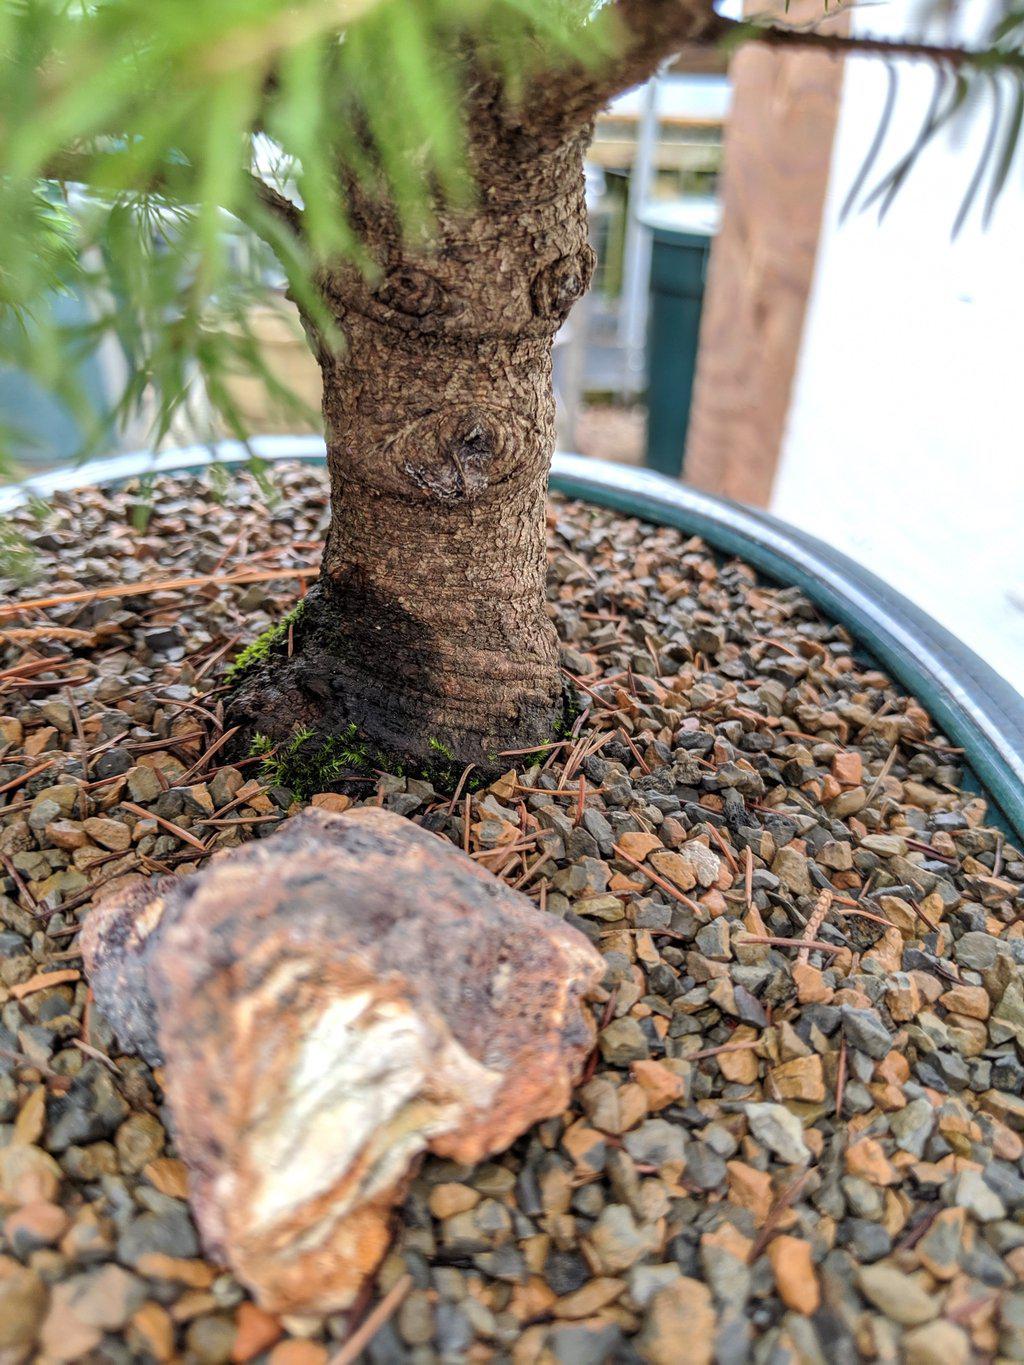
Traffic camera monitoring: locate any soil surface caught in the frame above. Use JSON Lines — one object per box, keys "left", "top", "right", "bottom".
{"left": 1, "top": 463, "right": 1023, "bottom": 1364}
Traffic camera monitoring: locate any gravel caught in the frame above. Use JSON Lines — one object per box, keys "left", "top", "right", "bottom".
{"left": 0, "top": 462, "right": 1023, "bottom": 1360}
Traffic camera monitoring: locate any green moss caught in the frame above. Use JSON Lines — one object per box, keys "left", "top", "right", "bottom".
{"left": 227, "top": 599, "right": 306, "bottom": 680}
{"left": 249, "top": 720, "right": 499, "bottom": 802}
{"left": 554, "top": 685, "right": 583, "bottom": 740}
{"left": 0, "top": 524, "right": 37, "bottom": 586}
{"left": 254, "top": 723, "right": 374, "bottom": 799}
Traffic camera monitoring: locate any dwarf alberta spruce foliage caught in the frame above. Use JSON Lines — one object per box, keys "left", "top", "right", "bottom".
{"left": 2, "top": 1, "right": 1023, "bottom": 771}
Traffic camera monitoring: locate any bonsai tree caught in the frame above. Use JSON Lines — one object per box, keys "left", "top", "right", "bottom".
{"left": 1, "top": 0, "right": 1021, "bottom": 774}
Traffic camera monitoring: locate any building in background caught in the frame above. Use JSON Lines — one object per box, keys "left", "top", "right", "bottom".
{"left": 685, "top": 0, "right": 1024, "bottom": 692}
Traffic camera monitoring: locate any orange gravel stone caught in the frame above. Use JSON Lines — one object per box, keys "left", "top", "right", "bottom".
{"left": 845, "top": 1136, "right": 900, "bottom": 1186}
{"left": 768, "top": 1235, "right": 820, "bottom": 1314}
{"left": 232, "top": 1302, "right": 283, "bottom": 1361}
{"left": 131, "top": 1302, "right": 175, "bottom": 1361}
{"left": 726, "top": 1161, "right": 773, "bottom": 1225}
{"left": 616, "top": 831, "right": 663, "bottom": 862}
{"left": 143, "top": 1157, "right": 189, "bottom": 1199}
{"left": 631, "top": 1059, "right": 687, "bottom": 1110}
{"left": 267, "top": 1344, "right": 329, "bottom": 1365}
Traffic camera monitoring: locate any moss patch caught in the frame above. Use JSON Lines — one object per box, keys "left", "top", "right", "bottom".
{"left": 227, "top": 599, "right": 306, "bottom": 681}
{"left": 555, "top": 681, "right": 583, "bottom": 739}
{"left": 248, "top": 722, "right": 496, "bottom": 802}
{"left": 250, "top": 723, "right": 370, "bottom": 799}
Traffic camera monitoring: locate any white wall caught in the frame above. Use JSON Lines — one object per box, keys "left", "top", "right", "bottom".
{"left": 771, "top": 0, "right": 1024, "bottom": 695}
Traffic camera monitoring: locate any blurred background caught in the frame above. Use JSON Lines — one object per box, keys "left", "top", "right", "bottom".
{"left": 1, "top": 0, "right": 1021, "bottom": 696}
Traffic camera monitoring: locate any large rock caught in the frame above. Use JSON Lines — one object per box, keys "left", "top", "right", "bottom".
{"left": 82, "top": 806, "right": 604, "bottom": 1314}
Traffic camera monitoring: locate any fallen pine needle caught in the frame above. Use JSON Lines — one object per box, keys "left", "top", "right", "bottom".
{"left": 612, "top": 843, "right": 703, "bottom": 914}
{"left": 177, "top": 726, "right": 240, "bottom": 783}
{"left": 835, "top": 1036, "right": 848, "bottom": 1117}
{"left": 561, "top": 669, "right": 618, "bottom": 711}
{"left": 11, "top": 968, "right": 81, "bottom": 1000}
{"left": 473, "top": 837, "right": 536, "bottom": 863}
{"left": 707, "top": 820, "right": 739, "bottom": 874}
{"left": 0, "top": 656, "right": 84, "bottom": 683}
{"left": 72, "top": 1039, "right": 120, "bottom": 1075}
{"left": 331, "top": 1275, "right": 412, "bottom": 1365}
{"left": 684, "top": 1038, "right": 762, "bottom": 1063}
{"left": 0, "top": 761, "right": 58, "bottom": 796}
{"left": 121, "top": 800, "right": 208, "bottom": 853}
{"left": 0, "top": 625, "right": 94, "bottom": 643}
{"left": 617, "top": 726, "right": 651, "bottom": 775}
{"left": 513, "top": 850, "right": 554, "bottom": 890}
{"left": 446, "top": 763, "right": 475, "bottom": 817}
{"left": 0, "top": 566, "right": 316, "bottom": 622}
{"left": 748, "top": 1171, "right": 814, "bottom": 1263}
{"left": 738, "top": 934, "right": 843, "bottom": 954}
{"left": 1, "top": 853, "right": 37, "bottom": 911}
{"left": 195, "top": 814, "right": 282, "bottom": 828}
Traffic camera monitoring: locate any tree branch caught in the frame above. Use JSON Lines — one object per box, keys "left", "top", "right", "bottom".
{"left": 40, "top": 148, "right": 304, "bottom": 236}
{"left": 525, "top": 0, "right": 1023, "bottom": 137}
{"left": 520, "top": 2, "right": 727, "bottom": 136}
{"left": 248, "top": 175, "right": 304, "bottom": 234}
{"left": 726, "top": 17, "right": 1024, "bottom": 75}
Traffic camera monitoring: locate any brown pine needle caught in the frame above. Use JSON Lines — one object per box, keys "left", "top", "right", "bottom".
{"left": 446, "top": 763, "right": 475, "bottom": 816}
{"left": 331, "top": 1275, "right": 412, "bottom": 1365}
{"left": 513, "top": 850, "right": 554, "bottom": 890}
{"left": 72, "top": 1039, "right": 121, "bottom": 1075}
{"left": 0, "top": 625, "right": 94, "bottom": 643}
{"left": 10, "top": 968, "right": 81, "bottom": 999}
{"left": 563, "top": 728, "right": 616, "bottom": 782}
{"left": 612, "top": 842, "right": 704, "bottom": 914}
{"left": 0, "top": 656, "right": 84, "bottom": 683}
{"left": 1, "top": 853, "right": 37, "bottom": 911}
{"left": 748, "top": 1171, "right": 814, "bottom": 1263}
{"left": 707, "top": 820, "right": 739, "bottom": 874}
{"left": 737, "top": 934, "right": 843, "bottom": 954}
{"left": 0, "top": 565, "right": 316, "bottom": 622}
{"left": 193, "top": 633, "right": 242, "bottom": 682}
{"left": 497, "top": 740, "right": 569, "bottom": 757}
{"left": 865, "top": 742, "right": 898, "bottom": 803}
{"left": 617, "top": 725, "right": 651, "bottom": 775}
{"left": 561, "top": 669, "right": 617, "bottom": 711}
{"left": 177, "top": 726, "right": 240, "bottom": 783}
{"left": 196, "top": 814, "right": 282, "bottom": 828}
{"left": 471, "top": 837, "right": 536, "bottom": 860}
{"left": 0, "top": 761, "right": 57, "bottom": 796}
{"left": 685, "top": 1038, "right": 762, "bottom": 1063}
{"left": 835, "top": 1036, "right": 848, "bottom": 1117}
{"left": 121, "top": 800, "right": 208, "bottom": 853}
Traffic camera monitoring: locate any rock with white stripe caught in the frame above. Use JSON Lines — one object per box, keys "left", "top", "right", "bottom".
{"left": 81, "top": 805, "right": 603, "bottom": 1313}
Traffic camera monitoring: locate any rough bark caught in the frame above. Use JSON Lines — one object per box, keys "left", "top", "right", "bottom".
{"left": 224, "top": 2, "right": 999, "bottom": 771}
{"left": 230, "top": 120, "right": 595, "bottom": 770}
{"left": 81, "top": 807, "right": 605, "bottom": 1314}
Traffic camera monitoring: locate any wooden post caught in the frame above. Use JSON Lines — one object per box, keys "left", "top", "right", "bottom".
{"left": 683, "top": 3, "right": 850, "bottom": 505}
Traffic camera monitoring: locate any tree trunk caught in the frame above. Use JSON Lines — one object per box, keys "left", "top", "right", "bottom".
{"left": 230, "top": 126, "right": 594, "bottom": 773}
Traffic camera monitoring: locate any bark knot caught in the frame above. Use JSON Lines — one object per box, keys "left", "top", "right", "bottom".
{"left": 393, "top": 406, "right": 524, "bottom": 503}
{"left": 531, "top": 246, "right": 596, "bottom": 324}
{"left": 375, "top": 265, "right": 450, "bottom": 318}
